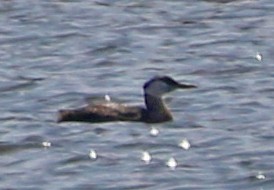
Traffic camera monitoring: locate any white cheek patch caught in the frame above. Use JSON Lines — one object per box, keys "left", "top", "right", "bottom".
{"left": 145, "top": 81, "right": 171, "bottom": 96}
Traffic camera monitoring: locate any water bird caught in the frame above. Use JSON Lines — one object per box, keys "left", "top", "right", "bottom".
{"left": 57, "top": 76, "right": 196, "bottom": 124}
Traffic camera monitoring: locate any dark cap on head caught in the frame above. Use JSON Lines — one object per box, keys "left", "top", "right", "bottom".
{"left": 144, "top": 76, "right": 196, "bottom": 89}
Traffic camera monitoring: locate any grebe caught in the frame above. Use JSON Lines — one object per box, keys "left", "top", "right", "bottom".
{"left": 57, "top": 76, "right": 196, "bottom": 123}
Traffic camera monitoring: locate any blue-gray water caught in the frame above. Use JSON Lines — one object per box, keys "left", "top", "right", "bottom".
{"left": 1, "top": 0, "right": 274, "bottom": 189}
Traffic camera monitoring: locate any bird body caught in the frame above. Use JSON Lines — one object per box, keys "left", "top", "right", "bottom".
{"left": 57, "top": 76, "right": 196, "bottom": 124}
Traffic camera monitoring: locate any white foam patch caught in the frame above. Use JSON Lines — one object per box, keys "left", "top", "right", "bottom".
{"left": 166, "top": 157, "right": 177, "bottom": 170}
{"left": 141, "top": 151, "right": 152, "bottom": 164}
{"left": 89, "top": 149, "right": 97, "bottom": 160}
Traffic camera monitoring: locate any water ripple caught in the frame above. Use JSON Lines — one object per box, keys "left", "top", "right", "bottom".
{"left": 1, "top": 0, "right": 274, "bottom": 189}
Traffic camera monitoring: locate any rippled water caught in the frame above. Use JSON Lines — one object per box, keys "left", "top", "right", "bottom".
{"left": 1, "top": 0, "right": 274, "bottom": 189}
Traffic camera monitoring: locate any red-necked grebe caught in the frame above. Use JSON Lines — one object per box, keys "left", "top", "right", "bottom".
{"left": 57, "top": 76, "right": 196, "bottom": 123}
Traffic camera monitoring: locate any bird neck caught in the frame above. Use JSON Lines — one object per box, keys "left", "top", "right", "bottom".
{"left": 144, "top": 93, "right": 166, "bottom": 111}
{"left": 144, "top": 93, "right": 172, "bottom": 122}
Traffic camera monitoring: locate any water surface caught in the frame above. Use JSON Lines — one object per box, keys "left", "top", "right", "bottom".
{"left": 1, "top": 0, "right": 274, "bottom": 189}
